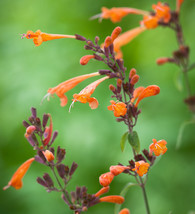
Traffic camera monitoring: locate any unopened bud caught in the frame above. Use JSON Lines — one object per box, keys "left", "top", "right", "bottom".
{"left": 99, "top": 195, "right": 124, "bottom": 204}
{"left": 104, "top": 36, "right": 112, "bottom": 48}
{"left": 80, "top": 55, "right": 95, "bottom": 65}
{"left": 129, "top": 68, "right": 136, "bottom": 79}
{"left": 99, "top": 172, "right": 114, "bottom": 187}
{"left": 109, "top": 165, "right": 129, "bottom": 176}
{"left": 130, "top": 74, "right": 139, "bottom": 85}
{"left": 109, "top": 84, "right": 116, "bottom": 92}
{"left": 43, "top": 150, "right": 55, "bottom": 162}
{"left": 119, "top": 208, "right": 130, "bottom": 214}
{"left": 111, "top": 26, "right": 122, "bottom": 41}
{"left": 117, "top": 79, "right": 122, "bottom": 87}
{"left": 156, "top": 57, "right": 174, "bottom": 65}
{"left": 75, "top": 34, "right": 87, "bottom": 41}
{"left": 25, "top": 125, "right": 36, "bottom": 137}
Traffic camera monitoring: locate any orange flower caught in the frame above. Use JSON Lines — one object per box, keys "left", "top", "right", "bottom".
{"left": 45, "top": 72, "right": 100, "bottom": 107}
{"left": 134, "top": 85, "right": 160, "bottom": 108}
{"left": 3, "top": 158, "right": 35, "bottom": 190}
{"left": 113, "top": 26, "right": 146, "bottom": 58}
{"left": 141, "top": 15, "right": 159, "bottom": 29}
{"left": 24, "top": 125, "right": 36, "bottom": 138}
{"left": 80, "top": 55, "right": 95, "bottom": 65}
{"left": 152, "top": 2, "right": 171, "bottom": 23}
{"left": 176, "top": 0, "right": 184, "bottom": 12}
{"left": 107, "top": 100, "right": 127, "bottom": 117}
{"left": 131, "top": 86, "right": 145, "bottom": 103}
{"left": 149, "top": 139, "right": 167, "bottom": 156}
{"left": 109, "top": 165, "right": 129, "bottom": 176}
{"left": 132, "top": 161, "right": 150, "bottom": 177}
{"left": 99, "top": 172, "right": 114, "bottom": 187}
{"left": 95, "top": 186, "right": 110, "bottom": 197}
{"left": 119, "top": 208, "right": 130, "bottom": 214}
{"left": 43, "top": 114, "right": 52, "bottom": 146}
{"left": 43, "top": 150, "right": 55, "bottom": 162}
{"left": 99, "top": 195, "right": 124, "bottom": 204}
{"left": 72, "top": 76, "right": 109, "bottom": 109}
{"left": 93, "top": 7, "right": 149, "bottom": 23}
{"left": 23, "top": 30, "right": 76, "bottom": 46}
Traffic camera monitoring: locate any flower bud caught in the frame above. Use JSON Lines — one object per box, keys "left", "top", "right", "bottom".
{"left": 119, "top": 208, "right": 130, "bottom": 214}
{"left": 80, "top": 55, "right": 95, "bottom": 65}
{"left": 104, "top": 36, "right": 112, "bottom": 48}
{"left": 109, "top": 84, "right": 116, "bottom": 92}
{"left": 95, "top": 186, "right": 110, "bottom": 197}
{"left": 25, "top": 125, "right": 36, "bottom": 138}
{"left": 129, "top": 68, "right": 136, "bottom": 79}
{"left": 156, "top": 57, "right": 173, "bottom": 65}
{"left": 109, "top": 165, "right": 129, "bottom": 176}
{"left": 111, "top": 26, "right": 122, "bottom": 41}
{"left": 99, "top": 172, "right": 114, "bottom": 187}
{"left": 130, "top": 74, "right": 139, "bottom": 85}
{"left": 43, "top": 150, "right": 55, "bottom": 162}
{"left": 99, "top": 195, "right": 124, "bottom": 204}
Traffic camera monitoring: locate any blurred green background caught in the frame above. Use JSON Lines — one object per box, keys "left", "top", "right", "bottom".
{"left": 1, "top": 0, "right": 195, "bottom": 213}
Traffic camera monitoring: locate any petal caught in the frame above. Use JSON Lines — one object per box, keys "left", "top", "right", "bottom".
{"left": 135, "top": 85, "right": 160, "bottom": 107}
{"left": 89, "top": 97, "right": 99, "bottom": 109}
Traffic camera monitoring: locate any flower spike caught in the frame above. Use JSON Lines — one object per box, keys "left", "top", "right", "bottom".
{"left": 23, "top": 30, "right": 76, "bottom": 46}
{"left": 3, "top": 158, "right": 35, "bottom": 190}
{"left": 72, "top": 76, "right": 109, "bottom": 109}
{"left": 45, "top": 72, "right": 100, "bottom": 107}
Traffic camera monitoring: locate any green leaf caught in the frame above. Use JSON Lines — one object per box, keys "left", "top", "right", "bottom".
{"left": 174, "top": 71, "right": 183, "bottom": 92}
{"left": 120, "top": 131, "right": 128, "bottom": 152}
{"left": 114, "top": 182, "right": 138, "bottom": 214}
{"left": 128, "top": 131, "right": 140, "bottom": 153}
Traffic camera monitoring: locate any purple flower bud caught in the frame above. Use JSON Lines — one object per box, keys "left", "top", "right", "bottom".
{"left": 37, "top": 150, "right": 47, "bottom": 163}
{"left": 61, "top": 194, "right": 71, "bottom": 205}
{"left": 75, "top": 34, "right": 87, "bottom": 41}
{"left": 35, "top": 155, "right": 46, "bottom": 165}
{"left": 76, "top": 187, "right": 81, "bottom": 200}
{"left": 71, "top": 191, "right": 76, "bottom": 203}
{"left": 116, "top": 118, "right": 124, "bottom": 122}
{"left": 31, "top": 107, "right": 37, "bottom": 118}
{"left": 104, "top": 46, "right": 109, "bottom": 58}
{"left": 43, "top": 173, "right": 54, "bottom": 187}
{"left": 84, "top": 45, "right": 93, "bottom": 50}
{"left": 49, "top": 147, "right": 55, "bottom": 155}
{"left": 56, "top": 164, "right": 66, "bottom": 178}
{"left": 99, "top": 70, "right": 111, "bottom": 75}
{"left": 35, "top": 117, "right": 41, "bottom": 125}
{"left": 95, "top": 36, "right": 99, "bottom": 44}
{"left": 49, "top": 131, "right": 58, "bottom": 146}
{"left": 37, "top": 177, "right": 48, "bottom": 187}
{"left": 25, "top": 135, "right": 36, "bottom": 147}
{"left": 69, "top": 162, "right": 78, "bottom": 176}
{"left": 134, "top": 154, "right": 146, "bottom": 162}
{"left": 28, "top": 116, "right": 34, "bottom": 123}
{"left": 57, "top": 146, "right": 66, "bottom": 163}
{"left": 42, "top": 114, "right": 49, "bottom": 128}
{"left": 93, "top": 54, "right": 103, "bottom": 61}
{"left": 23, "top": 120, "right": 30, "bottom": 128}
{"left": 116, "top": 59, "right": 125, "bottom": 71}
{"left": 109, "top": 44, "right": 114, "bottom": 55}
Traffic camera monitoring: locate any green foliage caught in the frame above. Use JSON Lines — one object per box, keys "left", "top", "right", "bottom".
{"left": 128, "top": 131, "right": 140, "bottom": 153}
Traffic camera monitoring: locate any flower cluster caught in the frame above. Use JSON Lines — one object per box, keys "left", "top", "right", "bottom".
{"left": 93, "top": 1, "right": 185, "bottom": 58}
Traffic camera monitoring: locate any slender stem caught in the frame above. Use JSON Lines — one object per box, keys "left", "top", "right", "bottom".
{"left": 139, "top": 177, "right": 150, "bottom": 214}
{"left": 183, "top": 71, "right": 191, "bottom": 96}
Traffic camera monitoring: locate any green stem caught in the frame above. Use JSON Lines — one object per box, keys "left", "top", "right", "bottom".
{"left": 139, "top": 177, "right": 150, "bottom": 214}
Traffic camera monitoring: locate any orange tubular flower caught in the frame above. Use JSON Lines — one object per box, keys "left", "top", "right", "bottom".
{"left": 134, "top": 85, "right": 160, "bottom": 108}
{"left": 80, "top": 55, "right": 95, "bottom": 65}
{"left": 95, "top": 186, "right": 110, "bottom": 197}
{"left": 99, "top": 195, "right": 124, "bottom": 204}
{"left": 119, "top": 208, "right": 130, "bottom": 214}
{"left": 23, "top": 30, "right": 76, "bottom": 46}
{"left": 152, "top": 2, "right": 171, "bottom": 23}
{"left": 107, "top": 100, "right": 127, "bottom": 117}
{"left": 99, "top": 172, "right": 115, "bottom": 187}
{"left": 72, "top": 76, "right": 109, "bottom": 109}
{"left": 45, "top": 72, "right": 100, "bottom": 107}
{"left": 131, "top": 86, "right": 145, "bottom": 103}
{"left": 176, "top": 0, "right": 184, "bottom": 12}
{"left": 113, "top": 26, "right": 146, "bottom": 59}
{"left": 141, "top": 15, "right": 159, "bottom": 29}
{"left": 3, "top": 158, "right": 35, "bottom": 190}
{"left": 149, "top": 139, "right": 167, "bottom": 156}
{"left": 97, "top": 7, "right": 149, "bottom": 23}
{"left": 132, "top": 161, "right": 150, "bottom": 177}
{"left": 109, "top": 165, "right": 129, "bottom": 176}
